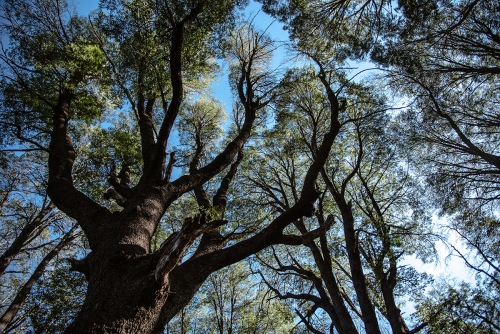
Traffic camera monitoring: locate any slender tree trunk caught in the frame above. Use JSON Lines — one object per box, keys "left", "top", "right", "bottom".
{"left": 338, "top": 201, "right": 382, "bottom": 334}
{"left": 320, "top": 258, "right": 359, "bottom": 334}
{"left": 357, "top": 174, "right": 411, "bottom": 334}
{"left": 380, "top": 276, "right": 410, "bottom": 334}
{"left": 0, "top": 202, "right": 54, "bottom": 275}
{"left": 296, "top": 220, "right": 359, "bottom": 334}
{"left": 0, "top": 225, "right": 78, "bottom": 332}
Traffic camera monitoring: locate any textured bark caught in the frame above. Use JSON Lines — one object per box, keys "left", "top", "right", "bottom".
{"left": 65, "top": 251, "right": 168, "bottom": 333}
{"left": 47, "top": 88, "right": 111, "bottom": 247}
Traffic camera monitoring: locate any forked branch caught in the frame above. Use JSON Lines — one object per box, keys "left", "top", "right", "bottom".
{"left": 154, "top": 215, "right": 224, "bottom": 285}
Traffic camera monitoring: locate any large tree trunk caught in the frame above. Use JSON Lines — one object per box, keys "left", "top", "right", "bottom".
{"left": 65, "top": 216, "right": 224, "bottom": 333}
{"left": 65, "top": 247, "right": 168, "bottom": 333}
{"left": 63, "top": 189, "right": 205, "bottom": 333}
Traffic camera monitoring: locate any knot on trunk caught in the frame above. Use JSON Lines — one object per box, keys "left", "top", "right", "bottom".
{"left": 68, "top": 254, "right": 93, "bottom": 280}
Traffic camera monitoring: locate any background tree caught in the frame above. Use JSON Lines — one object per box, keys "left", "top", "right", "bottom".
{"left": 256, "top": 0, "right": 499, "bottom": 332}
{"left": 248, "top": 63, "right": 432, "bottom": 334}
{"left": 0, "top": 152, "right": 86, "bottom": 333}
{"left": 377, "top": 0, "right": 500, "bottom": 331}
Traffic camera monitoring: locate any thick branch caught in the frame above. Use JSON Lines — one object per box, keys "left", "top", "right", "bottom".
{"left": 154, "top": 56, "right": 343, "bottom": 331}
{"left": 324, "top": 175, "right": 382, "bottom": 334}
{"left": 138, "top": 97, "right": 157, "bottom": 172}
{"left": 276, "top": 216, "right": 334, "bottom": 245}
{"left": 47, "top": 89, "right": 111, "bottom": 244}
{"left": 170, "top": 89, "right": 256, "bottom": 197}
{"left": 105, "top": 163, "right": 135, "bottom": 202}
{"left": 179, "top": 59, "right": 345, "bottom": 270}
{"left": 154, "top": 215, "right": 224, "bottom": 285}
{"left": 295, "top": 310, "right": 325, "bottom": 334}
{"left": 192, "top": 150, "right": 244, "bottom": 258}
{"left": 299, "top": 57, "right": 342, "bottom": 203}
{"left": 148, "top": 4, "right": 206, "bottom": 180}
{"left": 213, "top": 150, "right": 244, "bottom": 210}
{"left": 164, "top": 152, "right": 176, "bottom": 182}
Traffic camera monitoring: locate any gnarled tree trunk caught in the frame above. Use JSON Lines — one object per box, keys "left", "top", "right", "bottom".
{"left": 39, "top": 3, "right": 342, "bottom": 333}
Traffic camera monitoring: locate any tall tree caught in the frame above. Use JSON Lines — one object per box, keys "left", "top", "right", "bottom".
{"left": 250, "top": 67, "right": 432, "bottom": 334}
{"left": 257, "top": 0, "right": 499, "bottom": 332}
{"left": 0, "top": 0, "right": 343, "bottom": 332}
{"left": 375, "top": 0, "right": 500, "bottom": 331}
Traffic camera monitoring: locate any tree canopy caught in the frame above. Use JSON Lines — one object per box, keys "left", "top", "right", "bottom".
{"left": 0, "top": 0, "right": 498, "bottom": 333}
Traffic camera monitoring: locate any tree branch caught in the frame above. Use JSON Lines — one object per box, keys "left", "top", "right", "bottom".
{"left": 47, "top": 89, "right": 110, "bottom": 246}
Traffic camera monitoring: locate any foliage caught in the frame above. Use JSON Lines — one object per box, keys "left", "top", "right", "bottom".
{"left": 414, "top": 280, "right": 500, "bottom": 333}
{"left": 0, "top": 0, "right": 498, "bottom": 332}
{"left": 167, "top": 262, "right": 294, "bottom": 334}
{"left": 28, "top": 264, "right": 87, "bottom": 334}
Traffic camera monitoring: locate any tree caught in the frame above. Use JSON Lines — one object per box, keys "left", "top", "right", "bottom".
{"left": 414, "top": 280, "right": 500, "bottom": 333}
{"left": 1, "top": 0, "right": 498, "bottom": 332}
{"left": 375, "top": 1, "right": 500, "bottom": 331}
{"left": 0, "top": 0, "right": 344, "bottom": 332}
{"left": 248, "top": 67, "right": 432, "bottom": 334}
{"left": 256, "top": 0, "right": 499, "bottom": 332}
{"left": 0, "top": 153, "right": 84, "bottom": 333}
{"left": 0, "top": 154, "right": 56, "bottom": 276}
